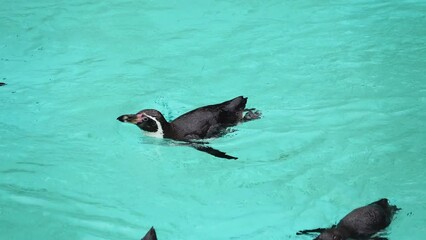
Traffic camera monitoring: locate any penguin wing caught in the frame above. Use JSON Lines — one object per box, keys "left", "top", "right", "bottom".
{"left": 296, "top": 227, "right": 330, "bottom": 235}
{"left": 141, "top": 227, "right": 157, "bottom": 240}
{"left": 190, "top": 143, "right": 237, "bottom": 160}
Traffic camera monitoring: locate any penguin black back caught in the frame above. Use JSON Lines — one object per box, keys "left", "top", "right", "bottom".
{"left": 297, "top": 198, "right": 400, "bottom": 240}
{"left": 168, "top": 96, "right": 249, "bottom": 140}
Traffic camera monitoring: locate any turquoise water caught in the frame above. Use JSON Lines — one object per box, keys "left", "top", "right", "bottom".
{"left": 1, "top": 0, "right": 425, "bottom": 239}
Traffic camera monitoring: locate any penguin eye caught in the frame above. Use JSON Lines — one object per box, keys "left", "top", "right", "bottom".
{"left": 142, "top": 117, "right": 149, "bottom": 122}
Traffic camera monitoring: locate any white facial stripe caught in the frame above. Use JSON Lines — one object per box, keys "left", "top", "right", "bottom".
{"left": 143, "top": 115, "right": 164, "bottom": 138}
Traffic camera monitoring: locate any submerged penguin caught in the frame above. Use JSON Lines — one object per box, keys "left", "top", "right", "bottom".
{"left": 117, "top": 96, "right": 261, "bottom": 159}
{"left": 141, "top": 226, "right": 157, "bottom": 240}
{"left": 0, "top": 82, "right": 6, "bottom": 86}
{"left": 297, "top": 198, "right": 400, "bottom": 240}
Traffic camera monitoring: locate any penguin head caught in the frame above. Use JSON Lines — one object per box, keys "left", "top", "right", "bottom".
{"left": 374, "top": 198, "right": 390, "bottom": 209}
{"left": 117, "top": 109, "right": 168, "bottom": 137}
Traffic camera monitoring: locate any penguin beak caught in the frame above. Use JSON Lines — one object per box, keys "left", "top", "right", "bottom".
{"left": 117, "top": 114, "right": 139, "bottom": 124}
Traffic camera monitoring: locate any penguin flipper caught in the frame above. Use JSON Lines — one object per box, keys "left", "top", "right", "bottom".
{"left": 191, "top": 144, "right": 238, "bottom": 160}
{"left": 296, "top": 227, "right": 330, "bottom": 235}
{"left": 141, "top": 226, "right": 157, "bottom": 240}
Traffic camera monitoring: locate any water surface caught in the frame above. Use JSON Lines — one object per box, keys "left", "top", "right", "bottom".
{"left": 1, "top": 1, "right": 425, "bottom": 239}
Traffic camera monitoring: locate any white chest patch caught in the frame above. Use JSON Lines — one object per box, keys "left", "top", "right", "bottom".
{"left": 143, "top": 115, "right": 164, "bottom": 138}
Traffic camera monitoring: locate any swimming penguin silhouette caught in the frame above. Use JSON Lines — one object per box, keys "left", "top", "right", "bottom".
{"left": 117, "top": 96, "right": 261, "bottom": 159}
{"left": 297, "top": 198, "right": 400, "bottom": 240}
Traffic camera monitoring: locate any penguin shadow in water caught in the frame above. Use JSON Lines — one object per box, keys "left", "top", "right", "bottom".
{"left": 297, "top": 198, "right": 400, "bottom": 240}
{"left": 117, "top": 96, "right": 261, "bottom": 160}
{"left": 141, "top": 227, "right": 157, "bottom": 240}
